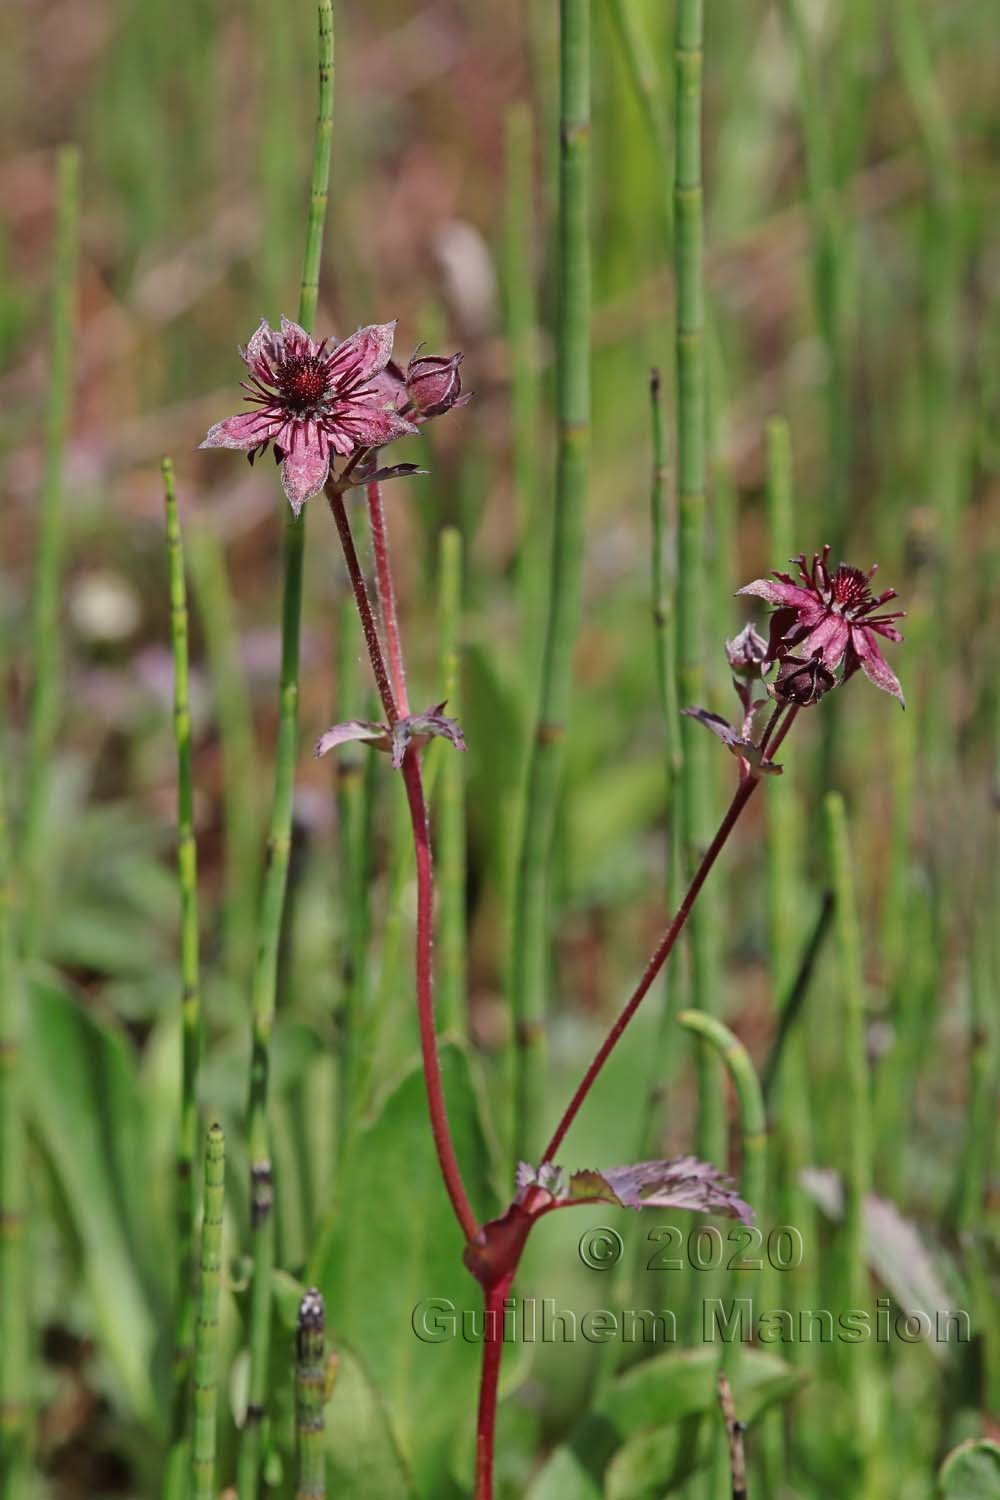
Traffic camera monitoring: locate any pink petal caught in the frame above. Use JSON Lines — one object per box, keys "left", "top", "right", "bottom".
{"left": 279, "top": 315, "right": 317, "bottom": 355}
{"left": 279, "top": 426, "right": 331, "bottom": 514}
{"left": 367, "top": 362, "right": 407, "bottom": 411}
{"left": 199, "top": 410, "right": 281, "bottom": 450}
{"left": 737, "top": 578, "right": 824, "bottom": 616}
{"left": 241, "top": 319, "right": 277, "bottom": 381}
{"left": 330, "top": 403, "right": 418, "bottom": 455}
{"left": 853, "top": 627, "right": 905, "bottom": 706}
{"left": 868, "top": 620, "right": 903, "bottom": 643}
{"left": 326, "top": 321, "right": 398, "bottom": 385}
{"left": 797, "top": 613, "right": 850, "bottom": 667}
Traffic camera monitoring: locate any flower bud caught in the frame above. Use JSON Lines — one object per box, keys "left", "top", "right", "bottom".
{"left": 773, "top": 653, "right": 836, "bottom": 707}
{"left": 405, "top": 351, "right": 467, "bottom": 418}
{"left": 725, "top": 622, "right": 768, "bottom": 679}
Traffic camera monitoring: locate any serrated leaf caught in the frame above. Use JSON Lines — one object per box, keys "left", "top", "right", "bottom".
{"left": 564, "top": 1157, "right": 752, "bottom": 1223}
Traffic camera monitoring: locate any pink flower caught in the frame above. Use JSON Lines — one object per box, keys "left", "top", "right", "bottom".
{"left": 199, "top": 317, "right": 418, "bottom": 514}
{"left": 738, "top": 546, "right": 905, "bottom": 706}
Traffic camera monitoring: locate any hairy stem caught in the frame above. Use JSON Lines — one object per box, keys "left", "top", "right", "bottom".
{"left": 473, "top": 1274, "right": 514, "bottom": 1500}
{"left": 237, "top": 9, "right": 333, "bottom": 1495}
{"left": 326, "top": 484, "right": 478, "bottom": 1242}
{"left": 366, "top": 482, "right": 409, "bottom": 713}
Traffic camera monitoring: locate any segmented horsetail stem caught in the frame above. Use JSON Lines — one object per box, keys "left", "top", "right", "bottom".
{"left": 434, "top": 527, "right": 467, "bottom": 1037}
{"left": 237, "top": 8, "right": 333, "bottom": 1497}
{"left": 643, "top": 368, "right": 683, "bottom": 1150}
{"left": 190, "top": 1125, "right": 225, "bottom": 1500}
{"left": 503, "top": 104, "right": 544, "bottom": 648}
{"left": 0, "top": 760, "right": 29, "bottom": 1489}
{"left": 674, "top": 0, "right": 724, "bottom": 1168}
{"left": 510, "top": 0, "right": 590, "bottom": 1164}
{"left": 825, "top": 792, "right": 879, "bottom": 1476}
{"left": 21, "top": 145, "right": 79, "bottom": 951}
{"left": 295, "top": 1289, "right": 329, "bottom": 1500}
{"left": 162, "top": 458, "right": 203, "bottom": 1492}
{"left": 186, "top": 524, "right": 259, "bottom": 984}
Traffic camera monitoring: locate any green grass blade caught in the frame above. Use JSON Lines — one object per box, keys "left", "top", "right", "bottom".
{"left": 433, "top": 527, "right": 466, "bottom": 1037}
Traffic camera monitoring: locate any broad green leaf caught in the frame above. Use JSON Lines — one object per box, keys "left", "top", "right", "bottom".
{"left": 24, "top": 979, "right": 162, "bottom": 1425}
{"left": 325, "top": 1346, "right": 416, "bottom": 1497}
{"left": 308, "top": 1045, "right": 498, "bottom": 1493}
{"left": 939, "top": 1440, "right": 1000, "bottom": 1497}
{"left": 529, "top": 1346, "right": 802, "bottom": 1497}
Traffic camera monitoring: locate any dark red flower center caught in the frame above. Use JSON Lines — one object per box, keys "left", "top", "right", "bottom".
{"left": 274, "top": 355, "right": 331, "bottom": 414}
{"left": 829, "top": 565, "right": 873, "bottom": 616}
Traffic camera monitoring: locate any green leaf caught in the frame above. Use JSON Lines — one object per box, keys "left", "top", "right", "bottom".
{"left": 324, "top": 1346, "right": 416, "bottom": 1497}
{"left": 24, "top": 979, "right": 162, "bottom": 1425}
{"left": 308, "top": 1045, "right": 498, "bottom": 1493}
{"left": 528, "top": 1346, "right": 802, "bottom": 1497}
{"left": 939, "top": 1440, "right": 1000, "bottom": 1497}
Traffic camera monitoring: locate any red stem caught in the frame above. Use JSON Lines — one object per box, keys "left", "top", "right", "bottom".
{"left": 325, "top": 482, "right": 397, "bottom": 724}
{"left": 366, "top": 481, "right": 410, "bottom": 714}
{"left": 541, "top": 704, "right": 799, "bottom": 1164}
{"left": 401, "top": 752, "right": 479, "bottom": 1241}
{"left": 474, "top": 1274, "right": 514, "bottom": 1500}
{"left": 327, "top": 477, "right": 478, "bottom": 1243}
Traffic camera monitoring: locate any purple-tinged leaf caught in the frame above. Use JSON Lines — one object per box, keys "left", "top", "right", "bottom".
{"left": 390, "top": 703, "right": 467, "bottom": 770}
{"left": 314, "top": 719, "right": 391, "bottom": 759}
{"left": 681, "top": 707, "right": 783, "bottom": 777}
{"left": 566, "top": 1157, "right": 752, "bottom": 1223}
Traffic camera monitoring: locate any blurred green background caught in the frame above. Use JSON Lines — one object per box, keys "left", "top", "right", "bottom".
{"left": 1, "top": 1, "right": 998, "bottom": 1496}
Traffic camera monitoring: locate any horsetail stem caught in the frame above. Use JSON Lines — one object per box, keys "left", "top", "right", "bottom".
{"left": 677, "top": 1010, "right": 766, "bottom": 1217}
{"left": 503, "top": 103, "right": 544, "bottom": 646}
{"left": 21, "top": 145, "right": 79, "bottom": 950}
{"left": 190, "top": 1125, "right": 225, "bottom": 1500}
{"left": 510, "top": 0, "right": 590, "bottom": 1163}
{"left": 238, "top": 8, "right": 333, "bottom": 1495}
{"left": 295, "top": 1289, "right": 328, "bottom": 1500}
{"left": 674, "top": 0, "right": 724, "bottom": 1168}
{"left": 825, "top": 792, "right": 879, "bottom": 1481}
{"left": 162, "top": 457, "right": 203, "bottom": 1490}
